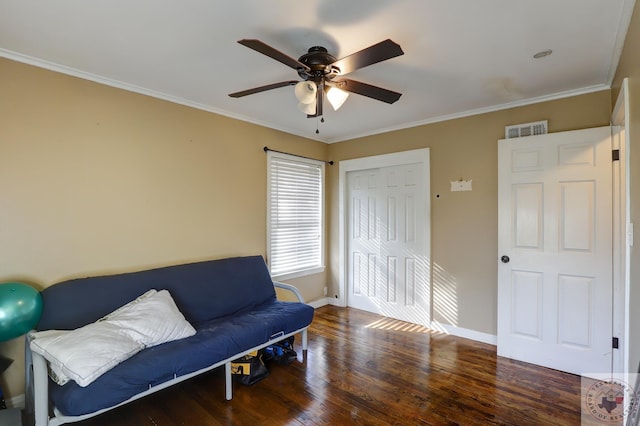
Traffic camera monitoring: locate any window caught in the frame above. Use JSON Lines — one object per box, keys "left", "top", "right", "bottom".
{"left": 267, "top": 151, "right": 324, "bottom": 279}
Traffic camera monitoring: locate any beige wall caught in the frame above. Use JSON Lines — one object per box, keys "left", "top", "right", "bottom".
{"left": 612, "top": 0, "right": 640, "bottom": 376}
{"left": 326, "top": 91, "right": 612, "bottom": 336}
{"left": 0, "top": 58, "right": 327, "bottom": 399}
{"left": 2, "top": 4, "right": 638, "bottom": 398}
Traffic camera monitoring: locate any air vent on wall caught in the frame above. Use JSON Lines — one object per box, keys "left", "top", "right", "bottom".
{"left": 505, "top": 120, "right": 548, "bottom": 138}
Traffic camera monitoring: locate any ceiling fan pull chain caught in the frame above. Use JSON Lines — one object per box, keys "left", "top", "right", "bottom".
{"left": 315, "top": 116, "right": 326, "bottom": 134}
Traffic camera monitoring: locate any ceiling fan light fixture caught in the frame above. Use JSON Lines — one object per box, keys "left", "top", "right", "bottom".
{"left": 294, "top": 81, "right": 317, "bottom": 104}
{"left": 327, "top": 86, "right": 349, "bottom": 111}
{"left": 298, "top": 100, "right": 317, "bottom": 115}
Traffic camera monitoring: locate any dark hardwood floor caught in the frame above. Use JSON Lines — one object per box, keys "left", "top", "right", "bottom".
{"left": 76, "top": 306, "right": 585, "bottom": 425}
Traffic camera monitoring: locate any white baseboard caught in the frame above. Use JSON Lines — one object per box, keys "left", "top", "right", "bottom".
{"left": 329, "top": 298, "right": 346, "bottom": 307}
{"left": 307, "top": 297, "right": 346, "bottom": 308}
{"left": 430, "top": 321, "right": 497, "bottom": 346}
{"left": 309, "top": 301, "right": 497, "bottom": 346}
{"left": 307, "top": 297, "right": 333, "bottom": 309}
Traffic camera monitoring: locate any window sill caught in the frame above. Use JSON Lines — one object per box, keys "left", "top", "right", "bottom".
{"left": 271, "top": 266, "right": 325, "bottom": 281}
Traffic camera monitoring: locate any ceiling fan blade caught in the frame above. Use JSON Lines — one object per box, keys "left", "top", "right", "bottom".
{"left": 238, "top": 39, "right": 310, "bottom": 72}
{"left": 331, "top": 78, "right": 402, "bottom": 104}
{"left": 330, "top": 39, "right": 404, "bottom": 76}
{"left": 229, "top": 81, "right": 298, "bottom": 98}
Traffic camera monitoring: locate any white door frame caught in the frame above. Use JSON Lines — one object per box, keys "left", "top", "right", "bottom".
{"left": 612, "top": 78, "right": 630, "bottom": 376}
{"left": 337, "top": 148, "right": 431, "bottom": 308}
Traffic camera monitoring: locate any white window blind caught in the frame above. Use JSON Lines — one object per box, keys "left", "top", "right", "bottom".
{"left": 267, "top": 151, "right": 324, "bottom": 279}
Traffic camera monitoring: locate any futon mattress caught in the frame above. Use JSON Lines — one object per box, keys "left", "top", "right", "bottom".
{"left": 48, "top": 300, "right": 314, "bottom": 416}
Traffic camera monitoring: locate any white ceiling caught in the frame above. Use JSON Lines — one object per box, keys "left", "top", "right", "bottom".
{"left": 0, "top": 0, "right": 635, "bottom": 143}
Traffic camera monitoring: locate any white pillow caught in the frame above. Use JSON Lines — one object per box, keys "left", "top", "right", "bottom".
{"left": 103, "top": 289, "right": 196, "bottom": 347}
{"left": 30, "top": 324, "right": 144, "bottom": 387}
{"left": 30, "top": 289, "right": 196, "bottom": 387}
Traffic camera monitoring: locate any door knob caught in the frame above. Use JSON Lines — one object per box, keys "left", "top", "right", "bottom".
{"left": 500, "top": 255, "right": 510, "bottom": 264}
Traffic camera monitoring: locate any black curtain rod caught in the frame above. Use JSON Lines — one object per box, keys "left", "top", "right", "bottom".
{"left": 263, "top": 146, "right": 334, "bottom": 165}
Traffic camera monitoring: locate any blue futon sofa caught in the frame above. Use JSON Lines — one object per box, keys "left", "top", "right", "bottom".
{"left": 25, "top": 255, "right": 314, "bottom": 426}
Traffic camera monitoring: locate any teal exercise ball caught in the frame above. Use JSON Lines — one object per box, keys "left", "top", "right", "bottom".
{"left": 0, "top": 282, "right": 42, "bottom": 342}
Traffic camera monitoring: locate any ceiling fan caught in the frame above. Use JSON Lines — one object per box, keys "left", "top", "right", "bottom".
{"left": 229, "top": 38, "right": 404, "bottom": 118}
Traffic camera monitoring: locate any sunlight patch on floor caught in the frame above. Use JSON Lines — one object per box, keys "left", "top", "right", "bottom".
{"left": 364, "top": 317, "right": 436, "bottom": 334}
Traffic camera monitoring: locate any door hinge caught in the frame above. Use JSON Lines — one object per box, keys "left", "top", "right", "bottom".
{"left": 613, "top": 149, "right": 620, "bottom": 161}
{"left": 613, "top": 337, "right": 619, "bottom": 349}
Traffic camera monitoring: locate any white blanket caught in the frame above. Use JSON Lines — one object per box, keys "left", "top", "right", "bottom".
{"left": 30, "top": 289, "right": 196, "bottom": 387}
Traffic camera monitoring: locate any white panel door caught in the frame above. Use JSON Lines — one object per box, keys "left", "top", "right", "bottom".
{"left": 497, "top": 126, "right": 613, "bottom": 376}
{"left": 347, "top": 162, "right": 429, "bottom": 326}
